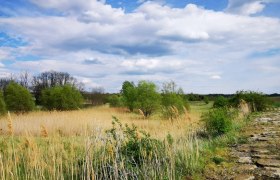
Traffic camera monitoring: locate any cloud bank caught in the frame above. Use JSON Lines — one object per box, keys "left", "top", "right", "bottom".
{"left": 0, "top": 0, "right": 279, "bottom": 93}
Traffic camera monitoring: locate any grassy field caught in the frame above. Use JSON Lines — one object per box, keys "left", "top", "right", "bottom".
{"left": 0, "top": 103, "right": 207, "bottom": 140}
{"left": 0, "top": 102, "right": 215, "bottom": 179}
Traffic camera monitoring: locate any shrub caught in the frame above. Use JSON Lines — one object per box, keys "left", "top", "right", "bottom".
{"left": 161, "top": 81, "right": 189, "bottom": 119}
{"left": 0, "top": 91, "right": 7, "bottom": 115}
{"left": 135, "top": 81, "right": 161, "bottom": 117}
{"left": 229, "top": 91, "right": 271, "bottom": 112}
{"left": 202, "top": 108, "right": 236, "bottom": 137}
{"left": 121, "top": 81, "right": 137, "bottom": 112}
{"left": 41, "top": 85, "right": 83, "bottom": 110}
{"left": 203, "top": 96, "right": 209, "bottom": 104}
{"left": 106, "top": 117, "right": 164, "bottom": 166}
{"left": 213, "top": 96, "right": 229, "bottom": 108}
{"left": 107, "top": 94, "right": 123, "bottom": 107}
{"left": 4, "top": 82, "right": 35, "bottom": 113}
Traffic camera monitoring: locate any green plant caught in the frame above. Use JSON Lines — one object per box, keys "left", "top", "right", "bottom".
{"left": 213, "top": 96, "right": 229, "bottom": 108}
{"left": 41, "top": 85, "right": 83, "bottom": 110}
{"left": 135, "top": 81, "right": 161, "bottom": 117}
{"left": 229, "top": 91, "right": 271, "bottom": 112}
{"left": 161, "top": 81, "right": 189, "bottom": 120}
{"left": 0, "top": 91, "right": 7, "bottom": 115}
{"left": 107, "top": 94, "right": 123, "bottom": 107}
{"left": 202, "top": 108, "right": 237, "bottom": 137}
{"left": 4, "top": 82, "right": 35, "bottom": 113}
{"left": 121, "top": 81, "right": 137, "bottom": 111}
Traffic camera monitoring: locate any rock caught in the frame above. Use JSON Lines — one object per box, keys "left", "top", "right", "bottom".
{"left": 233, "top": 174, "right": 255, "bottom": 180}
{"left": 256, "top": 159, "right": 280, "bottom": 168}
{"left": 262, "top": 167, "right": 280, "bottom": 178}
{"left": 237, "top": 164, "right": 257, "bottom": 171}
{"left": 237, "top": 145, "right": 251, "bottom": 152}
{"left": 238, "top": 157, "right": 252, "bottom": 164}
{"left": 251, "top": 154, "right": 278, "bottom": 159}
{"left": 257, "top": 118, "right": 272, "bottom": 123}
{"left": 251, "top": 149, "right": 270, "bottom": 154}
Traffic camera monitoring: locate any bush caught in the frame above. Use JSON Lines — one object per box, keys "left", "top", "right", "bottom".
{"left": 161, "top": 81, "right": 189, "bottom": 119}
{"left": 213, "top": 96, "right": 229, "bottom": 108}
{"left": 41, "top": 85, "right": 83, "bottom": 110}
{"left": 202, "top": 108, "right": 236, "bottom": 137}
{"left": 0, "top": 91, "right": 7, "bottom": 115}
{"left": 107, "top": 94, "right": 123, "bottom": 107}
{"left": 229, "top": 91, "right": 271, "bottom": 112}
{"left": 121, "top": 81, "right": 137, "bottom": 112}
{"left": 4, "top": 82, "right": 34, "bottom": 113}
{"left": 135, "top": 81, "right": 161, "bottom": 117}
{"left": 106, "top": 117, "right": 164, "bottom": 166}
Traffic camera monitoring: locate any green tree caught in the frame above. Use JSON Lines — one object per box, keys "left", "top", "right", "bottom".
{"left": 107, "top": 94, "right": 123, "bottom": 107}
{"left": 135, "top": 81, "right": 161, "bottom": 117}
{"left": 213, "top": 96, "right": 229, "bottom": 108}
{"left": 4, "top": 82, "right": 35, "bottom": 113}
{"left": 161, "top": 81, "right": 188, "bottom": 119}
{"left": 41, "top": 85, "right": 83, "bottom": 110}
{"left": 229, "top": 91, "right": 271, "bottom": 112}
{"left": 121, "top": 81, "right": 137, "bottom": 111}
{"left": 0, "top": 91, "right": 7, "bottom": 115}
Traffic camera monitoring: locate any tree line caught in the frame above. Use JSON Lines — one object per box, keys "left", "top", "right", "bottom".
{"left": 0, "top": 71, "right": 84, "bottom": 114}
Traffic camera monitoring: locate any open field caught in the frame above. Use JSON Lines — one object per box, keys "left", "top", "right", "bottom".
{"left": 0, "top": 103, "right": 207, "bottom": 140}
{"left": 0, "top": 102, "right": 213, "bottom": 179}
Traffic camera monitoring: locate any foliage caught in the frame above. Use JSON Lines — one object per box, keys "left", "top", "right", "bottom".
{"left": 229, "top": 91, "right": 271, "bottom": 112}
{"left": 107, "top": 94, "right": 123, "bottom": 107}
{"left": 41, "top": 85, "right": 83, "bottom": 110}
{"left": 32, "top": 71, "right": 84, "bottom": 104}
{"left": 202, "top": 108, "right": 237, "bottom": 137}
{"left": 4, "top": 82, "right": 35, "bottom": 113}
{"left": 213, "top": 96, "right": 229, "bottom": 108}
{"left": 106, "top": 117, "right": 164, "bottom": 166}
{"left": 203, "top": 96, "right": 209, "bottom": 104}
{"left": 0, "top": 91, "right": 7, "bottom": 115}
{"left": 161, "top": 81, "right": 189, "bottom": 119}
{"left": 135, "top": 81, "right": 161, "bottom": 117}
{"left": 121, "top": 81, "right": 137, "bottom": 111}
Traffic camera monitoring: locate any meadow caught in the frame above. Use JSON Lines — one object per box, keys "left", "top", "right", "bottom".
{"left": 0, "top": 102, "right": 215, "bottom": 179}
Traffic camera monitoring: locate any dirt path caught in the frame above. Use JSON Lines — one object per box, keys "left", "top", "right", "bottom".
{"left": 206, "top": 110, "right": 280, "bottom": 180}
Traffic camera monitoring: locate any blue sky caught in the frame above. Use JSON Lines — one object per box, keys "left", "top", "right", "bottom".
{"left": 0, "top": 0, "right": 280, "bottom": 93}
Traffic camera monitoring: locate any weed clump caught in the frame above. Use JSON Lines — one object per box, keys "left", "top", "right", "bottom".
{"left": 202, "top": 108, "right": 237, "bottom": 137}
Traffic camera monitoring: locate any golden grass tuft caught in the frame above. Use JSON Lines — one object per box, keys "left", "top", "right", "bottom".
{"left": 7, "top": 111, "right": 14, "bottom": 136}
{"left": 40, "top": 125, "right": 48, "bottom": 137}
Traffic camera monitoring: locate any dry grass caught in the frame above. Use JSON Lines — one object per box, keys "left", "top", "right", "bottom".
{"left": 0, "top": 105, "right": 201, "bottom": 140}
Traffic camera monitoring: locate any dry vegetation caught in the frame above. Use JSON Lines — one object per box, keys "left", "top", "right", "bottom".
{"left": 0, "top": 104, "right": 203, "bottom": 140}
{"left": 0, "top": 103, "right": 211, "bottom": 179}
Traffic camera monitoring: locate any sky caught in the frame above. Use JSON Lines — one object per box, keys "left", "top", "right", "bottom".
{"left": 0, "top": 0, "right": 280, "bottom": 94}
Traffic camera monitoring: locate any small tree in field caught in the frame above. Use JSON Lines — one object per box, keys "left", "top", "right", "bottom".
{"left": 0, "top": 91, "right": 7, "bottom": 115}
{"left": 121, "top": 81, "right": 137, "bottom": 112}
{"left": 41, "top": 85, "right": 83, "bottom": 110}
{"left": 213, "top": 96, "right": 229, "bottom": 108}
{"left": 161, "top": 81, "right": 188, "bottom": 119}
{"left": 4, "top": 82, "right": 34, "bottom": 113}
{"left": 135, "top": 81, "right": 161, "bottom": 117}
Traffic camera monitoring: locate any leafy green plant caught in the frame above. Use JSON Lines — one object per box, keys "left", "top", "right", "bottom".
{"left": 213, "top": 96, "right": 229, "bottom": 108}
{"left": 41, "top": 85, "right": 83, "bottom": 110}
{"left": 4, "top": 82, "right": 35, "bottom": 113}
{"left": 135, "top": 81, "right": 161, "bottom": 117}
{"left": 229, "top": 91, "right": 271, "bottom": 112}
{"left": 0, "top": 91, "right": 7, "bottom": 115}
{"left": 107, "top": 94, "right": 123, "bottom": 107}
{"left": 121, "top": 81, "right": 137, "bottom": 111}
{"left": 202, "top": 108, "right": 237, "bottom": 137}
{"left": 161, "top": 81, "right": 189, "bottom": 120}
{"left": 106, "top": 117, "right": 164, "bottom": 165}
